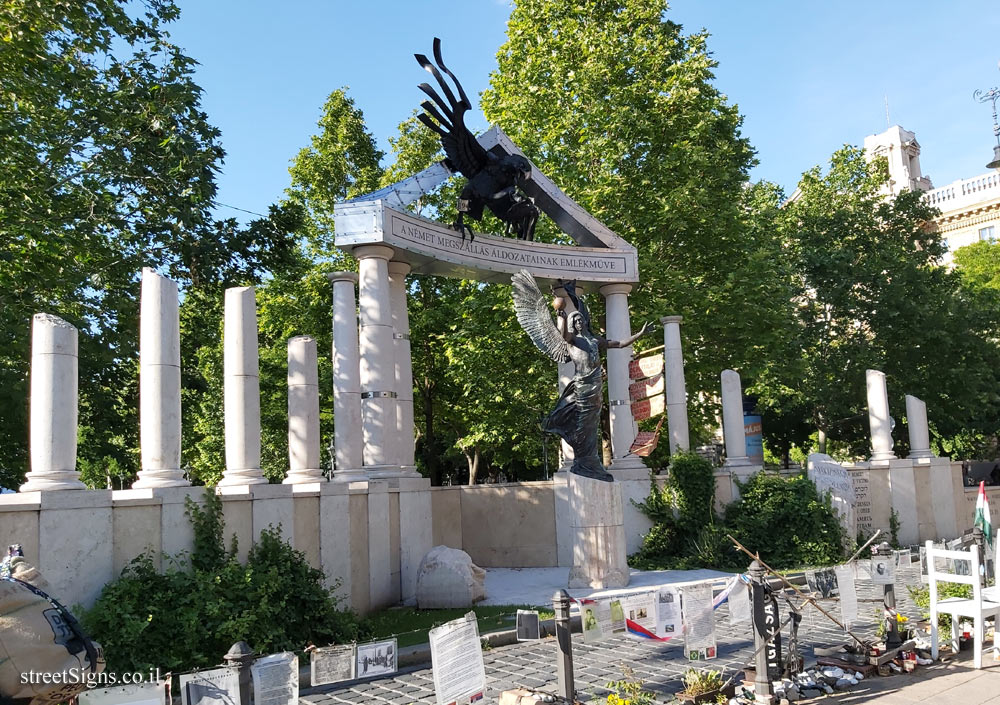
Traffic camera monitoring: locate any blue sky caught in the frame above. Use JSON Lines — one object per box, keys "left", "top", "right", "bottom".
{"left": 169, "top": 1, "right": 1000, "bottom": 223}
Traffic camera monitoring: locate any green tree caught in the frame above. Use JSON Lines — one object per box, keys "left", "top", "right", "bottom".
{"left": 0, "top": 0, "right": 300, "bottom": 488}
{"left": 954, "top": 240, "right": 1000, "bottom": 292}
{"left": 482, "top": 0, "right": 793, "bottom": 443}
{"left": 760, "top": 147, "right": 1000, "bottom": 457}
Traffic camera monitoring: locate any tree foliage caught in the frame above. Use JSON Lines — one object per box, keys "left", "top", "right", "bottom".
{"left": 756, "top": 147, "right": 1000, "bottom": 458}
{"left": 481, "top": 0, "right": 793, "bottom": 440}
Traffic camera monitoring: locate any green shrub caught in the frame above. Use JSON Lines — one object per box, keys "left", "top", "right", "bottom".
{"left": 631, "top": 452, "right": 738, "bottom": 570}
{"left": 631, "top": 464, "right": 846, "bottom": 572}
{"left": 82, "top": 493, "right": 357, "bottom": 674}
{"left": 908, "top": 582, "right": 973, "bottom": 631}
{"left": 725, "top": 472, "right": 845, "bottom": 569}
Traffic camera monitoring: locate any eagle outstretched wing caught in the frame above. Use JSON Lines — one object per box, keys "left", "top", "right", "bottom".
{"left": 511, "top": 270, "right": 571, "bottom": 364}
{"left": 414, "top": 38, "right": 489, "bottom": 180}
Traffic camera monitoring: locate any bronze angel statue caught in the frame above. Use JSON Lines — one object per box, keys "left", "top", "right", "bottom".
{"left": 511, "top": 270, "right": 651, "bottom": 482}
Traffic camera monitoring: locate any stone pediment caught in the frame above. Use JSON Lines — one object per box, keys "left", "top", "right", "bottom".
{"left": 334, "top": 126, "right": 638, "bottom": 287}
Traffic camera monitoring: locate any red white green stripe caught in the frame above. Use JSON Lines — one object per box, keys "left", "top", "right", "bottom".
{"left": 975, "top": 481, "right": 993, "bottom": 549}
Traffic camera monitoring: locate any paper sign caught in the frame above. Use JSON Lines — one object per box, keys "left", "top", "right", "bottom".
{"left": 871, "top": 556, "right": 895, "bottom": 585}
{"left": 355, "top": 639, "right": 397, "bottom": 678}
{"left": 582, "top": 599, "right": 626, "bottom": 643}
{"left": 631, "top": 393, "right": 665, "bottom": 421}
{"left": 79, "top": 681, "right": 169, "bottom": 705}
{"left": 516, "top": 610, "right": 541, "bottom": 641}
{"left": 728, "top": 579, "right": 751, "bottom": 625}
{"left": 250, "top": 653, "right": 297, "bottom": 705}
{"left": 310, "top": 644, "right": 355, "bottom": 686}
{"left": 621, "top": 591, "right": 658, "bottom": 637}
{"left": 835, "top": 564, "right": 858, "bottom": 626}
{"left": 629, "top": 354, "right": 663, "bottom": 380}
{"left": 657, "top": 587, "right": 682, "bottom": 636}
{"left": 180, "top": 668, "right": 240, "bottom": 705}
{"left": 629, "top": 374, "right": 664, "bottom": 402}
{"left": 428, "top": 612, "right": 486, "bottom": 705}
{"left": 682, "top": 582, "right": 717, "bottom": 660}
{"left": 805, "top": 568, "right": 839, "bottom": 598}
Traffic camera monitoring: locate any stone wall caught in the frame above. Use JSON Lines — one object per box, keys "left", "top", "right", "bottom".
{"left": 0, "top": 479, "right": 432, "bottom": 615}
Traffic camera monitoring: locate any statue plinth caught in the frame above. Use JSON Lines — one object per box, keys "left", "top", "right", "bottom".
{"left": 567, "top": 472, "right": 629, "bottom": 589}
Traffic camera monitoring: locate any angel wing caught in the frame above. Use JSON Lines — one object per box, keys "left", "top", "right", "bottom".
{"left": 414, "top": 38, "right": 490, "bottom": 180}
{"left": 511, "top": 270, "right": 571, "bottom": 364}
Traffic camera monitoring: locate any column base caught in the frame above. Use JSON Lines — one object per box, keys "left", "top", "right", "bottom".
{"left": 282, "top": 468, "right": 325, "bottom": 484}
{"left": 132, "top": 468, "right": 190, "bottom": 489}
{"left": 331, "top": 468, "right": 367, "bottom": 483}
{"left": 365, "top": 464, "right": 403, "bottom": 479}
{"left": 609, "top": 455, "right": 648, "bottom": 480}
{"left": 908, "top": 450, "right": 934, "bottom": 460}
{"left": 217, "top": 469, "right": 268, "bottom": 486}
{"left": 19, "top": 471, "right": 87, "bottom": 492}
{"left": 870, "top": 452, "right": 898, "bottom": 463}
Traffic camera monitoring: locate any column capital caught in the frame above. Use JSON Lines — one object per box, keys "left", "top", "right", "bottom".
{"left": 599, "top": 282, "right": 632, "bottom": 297}
{"left": 326, "top": 271, "right": 358, "bottom": 285}
{"left": 353, "top": 244, "right": 395, "bottom": 262}
{"left": 660, "top": 315, "right": 683, "bottom": 325}
{"left": 388, "top": 260, "right": 412, "bottom": 277}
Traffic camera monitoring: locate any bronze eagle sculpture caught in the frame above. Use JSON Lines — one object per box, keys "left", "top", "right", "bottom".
{"left": 415, "top": 38, "right": 539, "bottom": 242}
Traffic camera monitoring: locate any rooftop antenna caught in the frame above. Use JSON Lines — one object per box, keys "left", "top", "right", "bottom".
{"left": 884, "top": 94, "right": 891, "bottom": 129}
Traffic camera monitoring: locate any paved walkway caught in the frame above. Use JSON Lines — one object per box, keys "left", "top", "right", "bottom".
{"left": 302, "top": 561, "right": 997, "bottom": 704}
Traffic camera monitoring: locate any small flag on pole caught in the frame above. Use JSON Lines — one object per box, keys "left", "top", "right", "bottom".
{"left": 975, "top": 480, "right": 993, "bottom": 548}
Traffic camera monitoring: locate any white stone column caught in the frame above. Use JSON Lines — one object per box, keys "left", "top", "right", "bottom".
{"left": 721, "top": 369, "right": 751, "bottom": 469}
{"left": 285, "top": 335, "right": 324, "bottom": 484}
{"left": 389, "top": 261, "right": 419, "bottom": 477}
{"left": 219, "top": 287, "right": 267, "bottom": 486}
{"left": 660, "top": 315, "right": 690, "bottom": 453}
{"left": 21, "top": 314, "right": 86, "bottom": 491}
{"left": 552, "top": 286, "right": 577, "bottom": 473}
{"left": 600, "top": 283, "right": 643, "bottom": 472}
{"left": 905, "top": 394, "right": 933, "bottom": 460}
{"left": 327, "top": 272, "right": 365, "bottom": 482}
{"left": 134, "top": 268, "right": 188, "bottom": 488}
{"left": 866, "top": 369, "right": 897, "bottom": 463}
{"left": 355, "top": 245, "right": 398, "bottom": 477}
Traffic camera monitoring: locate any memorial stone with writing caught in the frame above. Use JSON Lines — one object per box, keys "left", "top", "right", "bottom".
{"left": 807, "top": 453, "right": 856, "bottom": 541}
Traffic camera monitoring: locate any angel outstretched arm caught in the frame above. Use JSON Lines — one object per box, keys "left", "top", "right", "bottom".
{"left": 511, "top": 270, "right": 572, "bottom": 364}
{"left": 599, "top": 321, "right": 655, "bottom": 351}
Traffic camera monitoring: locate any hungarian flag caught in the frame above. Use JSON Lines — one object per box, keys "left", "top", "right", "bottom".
{"left": 975, "top": 481, "right": 993, "bottom": 549}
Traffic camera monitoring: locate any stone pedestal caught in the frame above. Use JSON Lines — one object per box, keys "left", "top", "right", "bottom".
{"left": 285, "top": 336, "right": 324, "bottom": 484}
{"left": 567, "top": 474, "right": 629, "bottom": 589}
{"left": 328, "top": 272, "right": 365, "bottom": 482}
{"left": 866, "top": 369, "right": 897, "bottom": 463}
{"left": 21, "top": 314, "right": 85, "bottom": 491}
{"left": 220, "top": 287, "right": 267, "bottom": 486}
{"left": 134, "top": 269, "right": 188, "bottom": 488}
{"left": 660, "top": 315, "right": 690, "bottom": 453}
{"left": 905, "top": 394, "right": 933, "bottom": 460}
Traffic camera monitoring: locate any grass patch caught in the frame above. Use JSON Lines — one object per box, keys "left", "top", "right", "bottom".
{"left": 358, "top": 604, "right": 554, "bottom": 648}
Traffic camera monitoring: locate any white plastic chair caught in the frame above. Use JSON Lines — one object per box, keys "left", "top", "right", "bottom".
{"left": 926, "top": 539, "right": 1000, "bottom": 668}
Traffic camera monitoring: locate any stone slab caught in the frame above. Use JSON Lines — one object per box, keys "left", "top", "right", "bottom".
{"left": 39, "top": 502, "right": 113, "bottom": 607}
{"left": 319, "top": 489, "right": 351, "bottom": 604}
{"left": 348, "top": 493, "right": 370, "bottom": 614}
{"left": 398, "top": 487, "right": 432, "bottom": 604}
{"left": 367, "top": 481, "right": 393, "bottom": 610}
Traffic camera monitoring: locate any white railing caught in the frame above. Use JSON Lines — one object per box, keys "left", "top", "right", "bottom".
{"left": 924, "top": 171, "right": 1000, "bottom": 210}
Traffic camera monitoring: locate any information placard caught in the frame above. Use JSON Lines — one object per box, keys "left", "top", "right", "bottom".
{"left": 516, "top": 610, "right": 541, "bottom": 641}
{"left": 180, "top": 668, "right": 240, "bottom": 705}
{"left": 355, "top": 639, "right": 397, "bottom": 679}
{"left": 428, "top": 612, "right": 486, "bottom": 705}
{"left": 682, "top": 582, "right": 717, "bottom": 660}
{"left": 250, "top": 652, "right": 297, "bottom": 705}
{"left": 310, "top": 644, "right": 355, "bottom": 686}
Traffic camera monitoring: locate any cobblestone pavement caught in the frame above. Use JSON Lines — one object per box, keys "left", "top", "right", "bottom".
{"left": 303, "top": 563, "right": 939, "bottom": 704}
